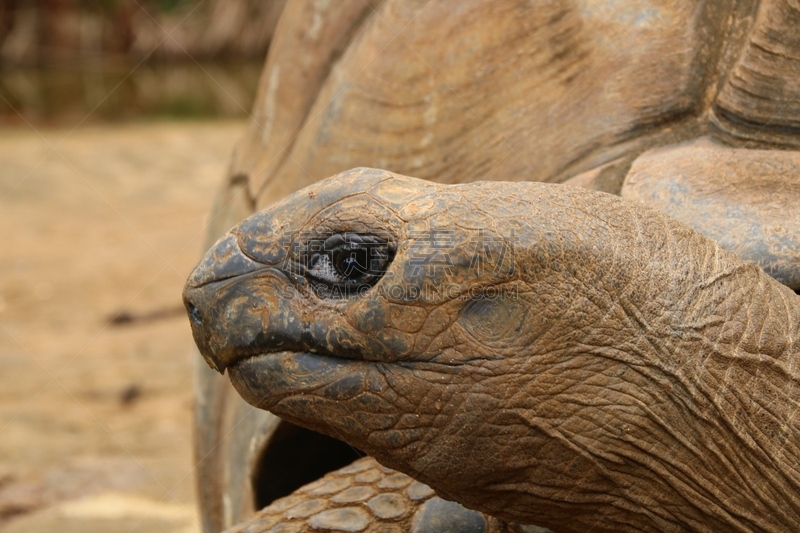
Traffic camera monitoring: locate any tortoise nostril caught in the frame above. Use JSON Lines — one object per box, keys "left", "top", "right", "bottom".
{"left": 187, "top": 303, "right": 203, "bottom": 327}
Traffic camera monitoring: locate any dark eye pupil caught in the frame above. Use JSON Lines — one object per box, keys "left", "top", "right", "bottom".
{"left": 333, "top": 246, "right": 369, "bottom": 278}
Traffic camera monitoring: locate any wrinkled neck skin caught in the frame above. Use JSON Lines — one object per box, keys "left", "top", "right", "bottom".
{"left": 233, "top": 183, "right": 800, "bottom": 533}
{"left": 431, "top": 188, "right": 800, "bottom": 533}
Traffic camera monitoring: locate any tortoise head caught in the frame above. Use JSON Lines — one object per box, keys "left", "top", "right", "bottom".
{"left": 182, "top": 168, "right": 545, "bottom": 501}
{"left": 182, "top": 167, "right": 679, "bottom": 527}
{"left": 183, "top": 167, "right": 800, "bottom": 529}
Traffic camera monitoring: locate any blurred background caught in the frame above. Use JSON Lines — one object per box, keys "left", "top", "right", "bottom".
{"left": 0, "top": 1, "right": 284, "bottom": 531}
{"left": 0, "top": 0, "right": 286, "bottom": 125}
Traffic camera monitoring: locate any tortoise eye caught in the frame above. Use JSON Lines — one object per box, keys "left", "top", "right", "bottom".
{"left": 305, "top": 233, "right": 393, "bottom": 298}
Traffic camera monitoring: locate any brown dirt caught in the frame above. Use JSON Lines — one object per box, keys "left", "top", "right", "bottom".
{"left": 0, "top": 120, "right": 244, "bottom": 532}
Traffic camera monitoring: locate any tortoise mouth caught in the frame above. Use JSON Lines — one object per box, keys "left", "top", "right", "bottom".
{"left": 228, "top": 350, "right": 371, "bottom": 411}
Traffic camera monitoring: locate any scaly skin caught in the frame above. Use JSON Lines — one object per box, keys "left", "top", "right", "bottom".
{"left": 184, "top": 168, "right": 800, "bottom": 533}
{"left": 223, "top": 456, "right": 506, "bottom": 533}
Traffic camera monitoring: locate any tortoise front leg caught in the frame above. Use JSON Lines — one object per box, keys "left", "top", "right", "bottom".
{"left": 222, "top": 456, "right": 552, "bottom": 533}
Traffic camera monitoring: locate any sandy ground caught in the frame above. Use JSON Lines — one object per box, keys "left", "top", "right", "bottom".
{"left": 0, "top": 120, "right": 245, "bottom": 532}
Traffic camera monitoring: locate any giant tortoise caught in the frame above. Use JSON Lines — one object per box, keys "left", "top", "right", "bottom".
{"left": 190, "top": 0, "right": 800, "bottom": 531}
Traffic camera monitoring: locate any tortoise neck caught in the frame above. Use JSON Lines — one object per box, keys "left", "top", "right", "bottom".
{"left": 502, "top": 186, "right": 800, "bottom": 530}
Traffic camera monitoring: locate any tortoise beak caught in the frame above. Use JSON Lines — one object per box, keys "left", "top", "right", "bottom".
{"left": 185, "top": 233, "right": 265, "bottom": 289}
{"left": 183, "top": 233, "right": 268, "bottom": 374}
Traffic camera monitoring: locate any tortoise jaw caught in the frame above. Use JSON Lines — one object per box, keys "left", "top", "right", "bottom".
{"left": 183, "top": 260, "right": 304, "bottom": 375}
{"left": 228, "top": 351, "right": 370, "bottom": 411}
{"left": 183, "top": 233, "right": 279, "bottom": 374}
